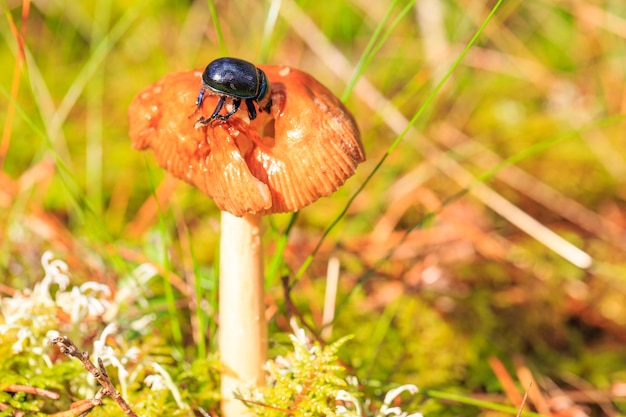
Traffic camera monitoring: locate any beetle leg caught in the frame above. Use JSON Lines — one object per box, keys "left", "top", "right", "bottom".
{"left": 194, "top": 116, "right": 210, "bottom": 127}
{"left": 210, "top": 96, "right": 227, "bottom": 120}
{"left": 262, "top": 97, "right": 272, "bottom": 114}
{"left": 217, "top": 98, "right": 241, "bottom": 121}
{"left": 189, "top": 88, "right": 206, "bottom": 119}
{"left": 195, "top": 95, "right": 226, "bottom": 127}
{"left": 245, "top": 98, "right": 257, "bottom": 120}
{"left": 195, "top": 88, "right": 206, "bottom": 107}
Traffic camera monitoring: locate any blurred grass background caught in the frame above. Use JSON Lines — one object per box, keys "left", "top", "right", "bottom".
{"left": 2, "top": 0, "right": 626, "bottom": 415}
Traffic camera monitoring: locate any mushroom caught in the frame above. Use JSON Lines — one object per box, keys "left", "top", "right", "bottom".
{"left": 128, "top": 63, "right": 365, "bottom": 416}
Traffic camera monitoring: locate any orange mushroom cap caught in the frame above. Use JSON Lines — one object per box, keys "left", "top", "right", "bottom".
{"left": 128, "top": 65, "right": 365, "bottom": 217}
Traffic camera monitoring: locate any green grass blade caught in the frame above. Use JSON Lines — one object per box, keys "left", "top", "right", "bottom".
{"left": 295, "top": 0, "right": 505, "bottom": 283}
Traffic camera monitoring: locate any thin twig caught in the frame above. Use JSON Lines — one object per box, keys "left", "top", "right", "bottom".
{"left": 516, "top": 383, "right": 531, "bottom": 417}
{"left": 49, "top": 397, "right": 103, "bottom": 417}
{"left": 2, "top": 384, "right": 60, "bottom": 399}
{"left": 49, "top": 336, "right": 138, "bottom": 417}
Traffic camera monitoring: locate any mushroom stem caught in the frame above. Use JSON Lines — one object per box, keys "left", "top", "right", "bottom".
{"left": 219, "top": 211, "right": 267, "bottom": 416}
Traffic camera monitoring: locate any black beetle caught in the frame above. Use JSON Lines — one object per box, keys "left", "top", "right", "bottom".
{"left": 193, "top": 57, "right": 272, "bottom": 125}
